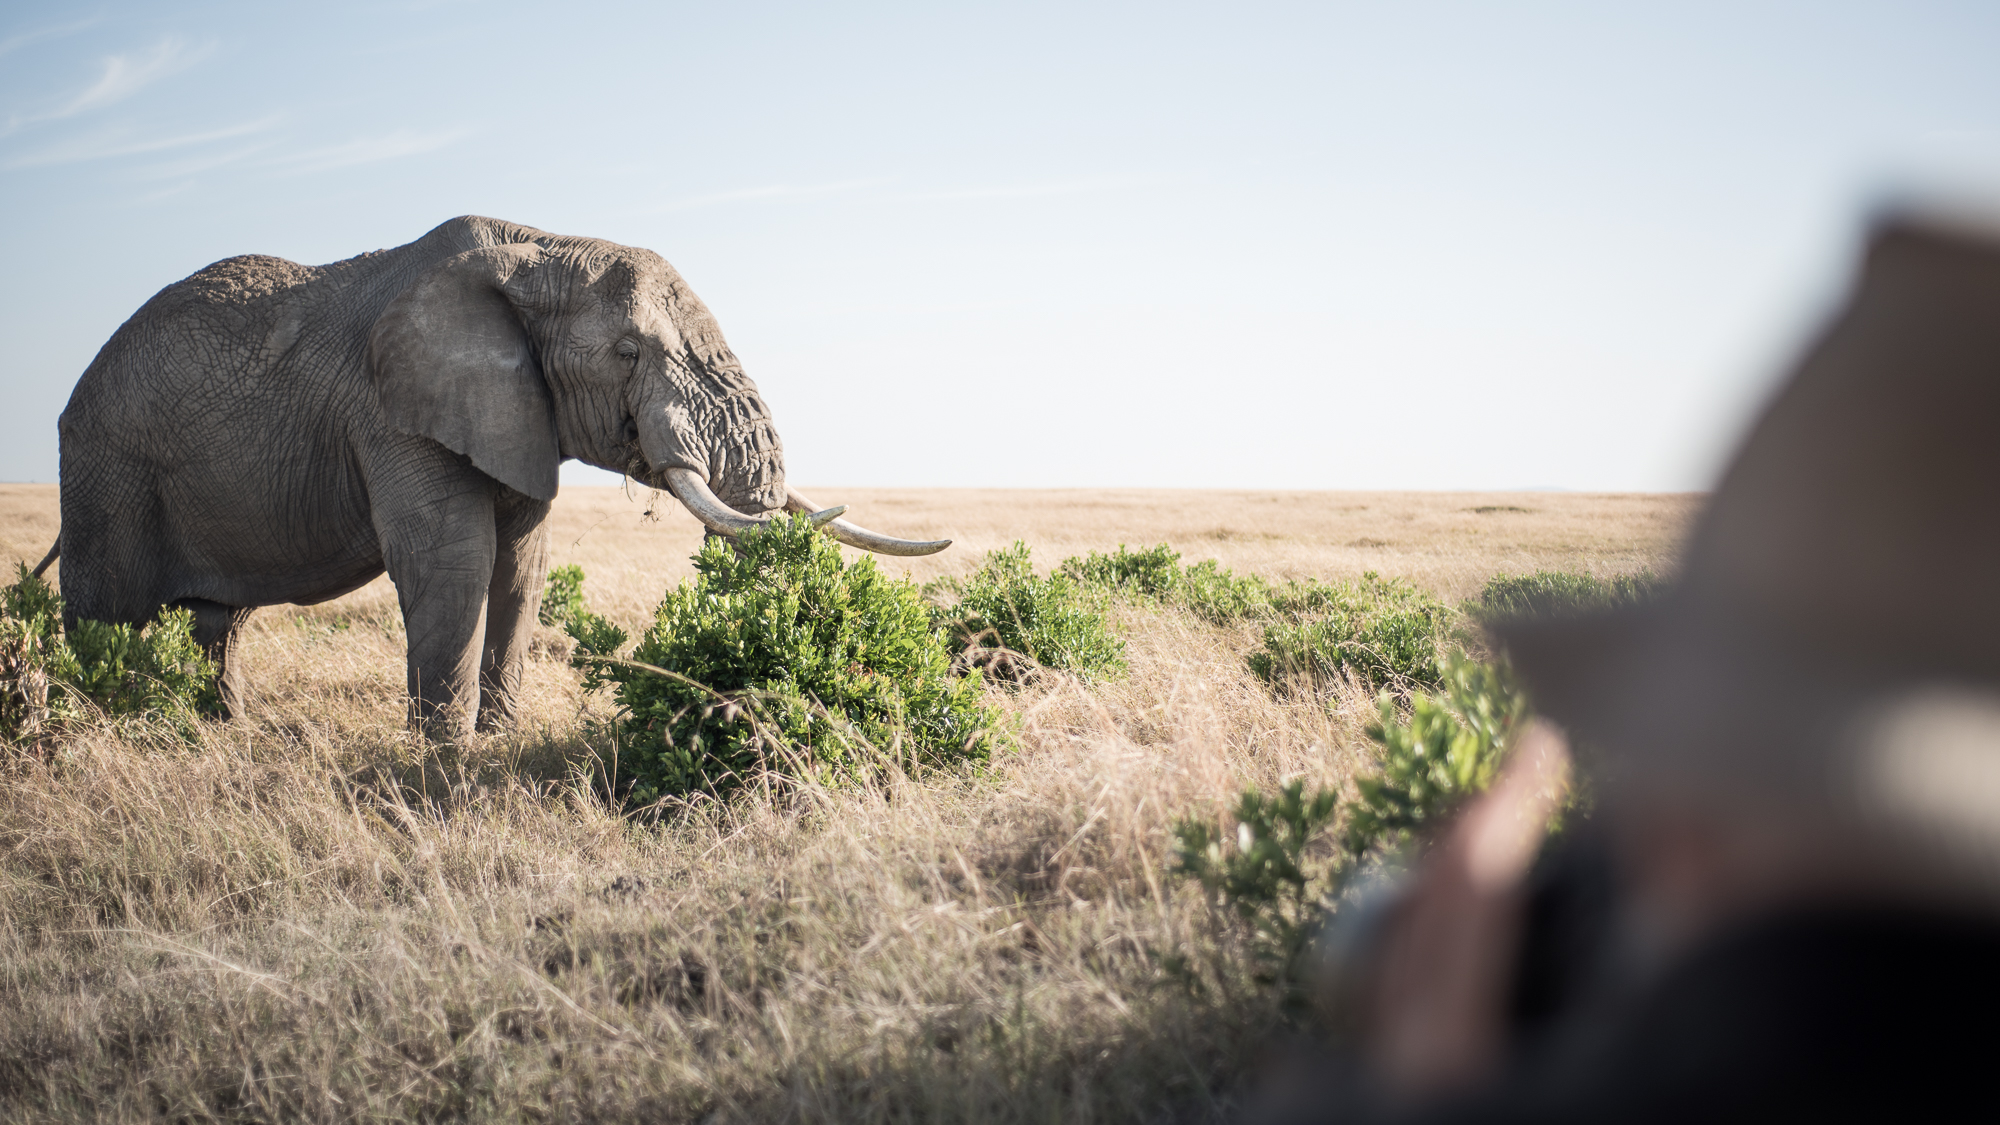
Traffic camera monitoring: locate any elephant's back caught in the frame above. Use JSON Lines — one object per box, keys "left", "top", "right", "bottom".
{"left": 58, "top": 251, "right": 390, "bottom": 615}
{"left": 66, "top": 254, "right": 331, "bottom": 415}
{"left": 111, "top": 253, "right": 326, "bottom": 348}
{"left": 175, "top": 253, "right": 323, "bottom": 303}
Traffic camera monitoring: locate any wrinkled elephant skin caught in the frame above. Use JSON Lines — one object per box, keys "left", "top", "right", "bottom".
{"left": 57, "top": 216, "right": 807, "bottom": 737}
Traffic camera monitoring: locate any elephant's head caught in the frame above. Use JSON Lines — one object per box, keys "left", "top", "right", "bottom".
{"left": 365, "top": 223, "right": 946, "bottom": 554}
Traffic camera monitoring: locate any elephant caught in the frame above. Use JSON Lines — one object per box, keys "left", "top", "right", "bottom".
{"left": 42, "top": 215, "right": 949, "bottom": 737}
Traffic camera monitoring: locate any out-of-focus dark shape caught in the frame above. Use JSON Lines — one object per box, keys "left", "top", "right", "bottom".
{"left": 1501, "top": 824, "right": 1619, "bottom": 1044}
{"left": 1509, "top": 210, "right": 2000, "bottom": 811}
{"left": 1258, "top": 208, "right": 2000, "bottom": 1122}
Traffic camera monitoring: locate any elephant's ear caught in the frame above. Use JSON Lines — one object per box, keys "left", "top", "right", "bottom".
{"left": 368, "top": 244, "right": 560, "bottom": 501}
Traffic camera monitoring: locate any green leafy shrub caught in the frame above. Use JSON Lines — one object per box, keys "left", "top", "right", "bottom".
{"left": 565, "top": 607, "right": 629, "bottom": 677}
{"left": 568, "top": 516, "right": 1004, "bottom": 804}
{"left": 1177, "top": 560, "right": 1280, "bottom": 624}
{"left": 0, "top": 567, "right": 64, "bottom": 743}
{"left": 1056, "top": 542, "right": 1354, "bottom": 627}
{"left": 1, "top": 564, "right": 220, "bottom": 744}
{"left": 1169, "top": 655, "right": 1531, "bottom": 997}
{"left": 540, "top": 563, "right": 589, "bottom": 627}
{"left": 1247, "top": 573, "right": 1454, "bottom": 692}
{"left": 1172, "top": 780, "right": 1340, "bottom": 983}
{"left": 1342, "top": 655, "right": 1530, "bottom": 859}
{"left": 2, "top": 562, "right": 64, "bottom": 625}
{"left": 1474, "top": 569, "right": 1665, "bottom": 624}
{"left": 63, "top": 615, "right": 219, "bottom": 720}
{"left": 1057, "top": 543, "right": 1186, "bottom": 601}
{"left": 931, "top": 542, "right": 1126, "bottom": 682}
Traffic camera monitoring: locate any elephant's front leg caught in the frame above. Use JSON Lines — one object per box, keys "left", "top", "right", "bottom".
{"left": 477, "top": 489, "right": 552, "bottom": 732}
{"left": 377, "top": 472, "right": 500, "bottom": 740}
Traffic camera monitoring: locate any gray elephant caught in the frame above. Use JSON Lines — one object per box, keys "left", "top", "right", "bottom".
{"left": 42, "top": 216, "right": 947, "bottom": 736}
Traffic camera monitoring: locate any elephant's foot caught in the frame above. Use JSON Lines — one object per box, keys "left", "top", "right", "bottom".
{"left": 407, "top": 673, "right": 479, "bottom": 742}
{"left": 409, "top": 700, "right": 476, "bottom": 743}
{"left": 473, "top": 701, "right": 517, "bottom": 734}
{"left": 474, "top": 660, "right": 527, "bottom": 734}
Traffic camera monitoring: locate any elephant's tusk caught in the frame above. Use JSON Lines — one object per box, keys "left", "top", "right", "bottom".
{"left": 663, "top": 467, "right": 844, "bottom": 536}
{"left": 786, "top": 487, "right": 953, "bottom": 556}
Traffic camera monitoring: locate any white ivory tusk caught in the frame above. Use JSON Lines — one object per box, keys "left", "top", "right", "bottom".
{"left": 663, "top": 468, "right": 843, "bottom": 536}
{"left": 786, "top": 486, "right": 953, "bottom": 556}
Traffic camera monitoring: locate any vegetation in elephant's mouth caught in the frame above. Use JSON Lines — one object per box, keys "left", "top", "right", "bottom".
{"left": 0, "top": 488, "right": 1688, "bottom": 1123}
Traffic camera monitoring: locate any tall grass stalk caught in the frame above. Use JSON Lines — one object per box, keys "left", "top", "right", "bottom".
{"left": 0, "top": 602, "right": 1376, "bottom": 1122}
{"left": 0, "top": 483, "right": 1686, "bottom": 1122}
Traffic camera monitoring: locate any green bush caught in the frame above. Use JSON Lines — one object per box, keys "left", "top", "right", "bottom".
{"left": 540, "top": 563, "right": 589, "bottom": 627}
{"left": 1342, "top": 655, "right": 1530, "bottom": 860}
{"left": 1056, "top": 542, "right": 1356, "bottom": 627}
{"left": 1, "top": 564, "right": 220, "bottom": 744}
{"left": 1474, "top": 569, "right": 1665, "bottom": 624}
{"left": 1247, "top": 573, "right": 1454, "bottom": 692}
{"left": 565, "top": 606, "right": 628, "bottom": 673}
{"left": 1056, "top": 547, "right": 1457, "bottom": 691}
{"left": 931, "top": 543, "right": 1126, "bottom": 682}
{"left": 568, "top": 516, "right": 1004, "bottom": 805}
{"left": 1177, "top": 560, "right": 1280, "bottom": 624}
{"left": 1057, "top": 543, "right": 1186, "bottom": 601}
{"left": 1171, "top": 780, "right": 1340, "bottom": 984}
{"left": 1168, "top": 655, "right": 1531, "bottom": 998}
{"left": 64, "top": 615, "right": 219, "bottom": 720}
{"left": 1, "top": 562, "right": 63, "bottom": 624}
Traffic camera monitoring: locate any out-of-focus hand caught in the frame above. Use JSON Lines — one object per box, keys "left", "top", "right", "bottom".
{"left": 1364, "top": 720, "right": 1573, "bottom": 1102}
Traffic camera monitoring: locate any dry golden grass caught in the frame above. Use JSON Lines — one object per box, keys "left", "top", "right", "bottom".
{"left": 0, "top": 484, "right": 1693, "bottom": 1122}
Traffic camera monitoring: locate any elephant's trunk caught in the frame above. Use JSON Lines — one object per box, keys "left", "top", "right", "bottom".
{"left": 629, "top": 385, "right": 772, "bottom": 488}
{"left": 633, "top": 386, "right": 952, "bottom": 557}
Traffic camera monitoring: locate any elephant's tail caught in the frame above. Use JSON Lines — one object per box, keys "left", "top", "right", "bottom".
{"left": 31, "top": 535, "right": 58, "bottom": 578}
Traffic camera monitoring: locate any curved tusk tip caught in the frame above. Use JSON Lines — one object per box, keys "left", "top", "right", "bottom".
{"left": 806, "top": 505, "right": 847, "bottom": 526}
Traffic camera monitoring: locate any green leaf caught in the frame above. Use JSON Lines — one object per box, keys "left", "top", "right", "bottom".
{"left": 567, "top": 516, "right": 1005, "bottom": 802}
{"left": 930, "top": 542, "right": 1126, "bottom": 683}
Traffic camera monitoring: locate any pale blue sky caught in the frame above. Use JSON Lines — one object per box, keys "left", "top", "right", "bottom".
{"left": 3, "top": 1, "right": 1996, "bottom": 491}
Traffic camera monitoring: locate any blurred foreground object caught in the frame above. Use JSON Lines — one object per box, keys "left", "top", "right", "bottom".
{"left": 1272, "top": 208, "right": 2000, "bottom": 1122}
{"left": 1361, "top": 723, "right": 1571, "bottom": 1097}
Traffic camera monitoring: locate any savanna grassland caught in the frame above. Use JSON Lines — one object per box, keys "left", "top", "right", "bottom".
{"left": 0, "top": 483, "right": 1694, "bottom": 1123}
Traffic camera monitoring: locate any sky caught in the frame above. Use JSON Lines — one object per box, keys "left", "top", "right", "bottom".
{"left": 2, "top": 1, "right": 1997, "bottom": 492}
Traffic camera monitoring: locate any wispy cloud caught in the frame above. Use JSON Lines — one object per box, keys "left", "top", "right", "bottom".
{"left": 637, "top": 176, "right": 1129, "bottom": 214}
{"left": 2, "top": 34, "right": 214, "bottom": 137}
{"left": 645, "top": 178, "right": 887, "bottom": 212}
{"left": 265, "top": 128, "right": 468, "bottom": 174}
{"left": 57, "top": 36, "right": 210, "bottom": 117}
{"left": 0, "top": 17, "right": 100, "bottom": 59}
{"left": 892, "top": 178, "right": 1131, "bottom": 202}
{"left": 7, "top": 115, "right": 279, "bottom": 168}
{"left": 135, "top": 143, "right": 273, "bottom": 181}
{"left": 11, "top": 120, "right": 465, "bottom": 180}
{"left": 128, "top": 179, "right": 199, "bottom": 206}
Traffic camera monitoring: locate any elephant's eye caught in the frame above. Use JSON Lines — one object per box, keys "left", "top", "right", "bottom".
{"left": 615, "top": 340, "right": 640, "bottom": 360}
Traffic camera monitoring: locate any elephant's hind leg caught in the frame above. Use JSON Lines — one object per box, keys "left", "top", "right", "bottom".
{"left": 476, "top": 489, "right": 552, "bottom": 732}
{"left": 178, "top": 599, "right": 257, "bottom": 718}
